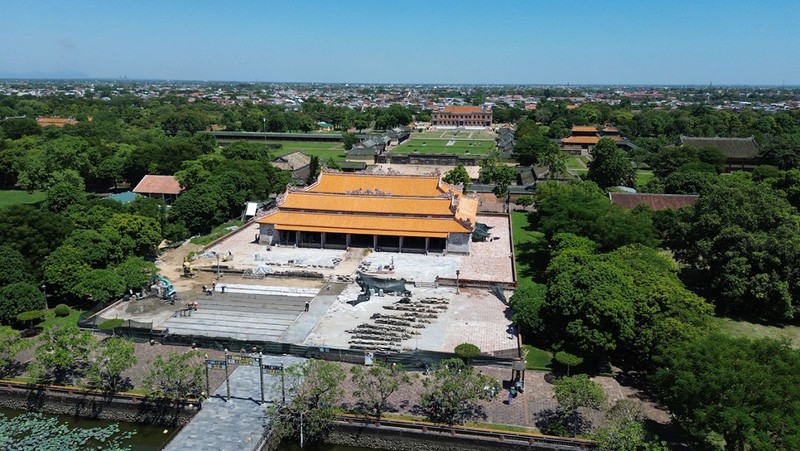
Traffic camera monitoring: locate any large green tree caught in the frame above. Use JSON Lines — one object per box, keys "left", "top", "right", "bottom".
{"left": 32, "top": 324, "right": 96, "bottom": 384}
{"left": 143, "top": 351, "right": 204, "bottom": 400}
{"left": 657, "top": 174, "right": 800, "bottom": 320}
{"left": 419, "top": 358, "right": 498, "bottom": 426}
{"left": 654, "top": 334, "right": 800, "bottom": 450}
{"left": 551, "top": 374, "right": 607, "bottom": 437}
{"left": 532, "top": 181, "right": 658, "bottom": 251}
{"left": 87, "top": 337, "right": 137, "bottom": 392}
{"left": 0, "top": 282, "right": 46, "bottom": 325}
{"left": 350, "top": 362, "right": 411, "bottom": 421}
{"left": 587, "top": 138, "right": 636, "bottom": 188}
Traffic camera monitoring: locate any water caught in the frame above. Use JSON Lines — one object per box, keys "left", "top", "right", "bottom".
{"left": 0, "top": 407, "right": 177, "bottom": 450}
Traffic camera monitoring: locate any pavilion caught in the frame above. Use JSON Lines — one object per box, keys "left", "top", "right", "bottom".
{"left": 256, "top": 171, "right": 478, "bottom": 254}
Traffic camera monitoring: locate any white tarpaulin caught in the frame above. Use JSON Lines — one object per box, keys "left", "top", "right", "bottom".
{"left": 245, "top": 202, "right": 258, "bottom": 217}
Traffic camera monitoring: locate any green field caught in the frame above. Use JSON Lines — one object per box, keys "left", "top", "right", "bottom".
{"left": 0, "top": 190, "right": 46, "bottom": 207}
{"left": 392, "top": 139, "right": 494, "bottom": 155}
{"left": 565, "top": 156, "right": 586, "bottom": 170}
{"left": 413, "top": 130, "right": 496, "bottom": 140}
{"left": 715, "top": 317, "right": 800, "bottom": 347}
{"left": 510, "top": 210, "right": 547, "bottom": 289}
{"left": 636, "top": 169, "right": 654, "bottom": 188}
{"left": 266, "top": 140, "right": 346, "bottom": 163}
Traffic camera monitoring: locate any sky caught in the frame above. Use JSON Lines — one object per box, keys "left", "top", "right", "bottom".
{"left": 1, "top": 0, "right": 798, "bottom": 85}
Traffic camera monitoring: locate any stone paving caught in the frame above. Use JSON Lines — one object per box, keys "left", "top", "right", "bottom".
{"left": 304, "top": 286, "right": 515, "bottom": 354}
{"left": 336, "top": 363, "right": 626, "bottom": 431}
{"left": 160, "top": 287, "right": 314, "bottom": 342}
{"left": 165, "top": 355, "right": 306, "bottom": 451}
{"left": 459, "top": 215, "right": 515, "bottom": 284}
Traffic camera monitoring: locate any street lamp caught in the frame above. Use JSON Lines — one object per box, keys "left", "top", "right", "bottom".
{"left": 41, "top": 284, "right": 49, "bottom": 309}
{"left": 455, "top": 270, "right": 460, "bottom": 294}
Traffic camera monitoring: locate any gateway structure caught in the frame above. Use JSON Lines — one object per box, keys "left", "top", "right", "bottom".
{"left": 257, "top": 171, "right": 478, "bottom": 254}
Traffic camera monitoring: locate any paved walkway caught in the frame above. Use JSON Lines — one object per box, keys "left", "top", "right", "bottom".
{"left": 166, "top": 355, "right": 306, "bottom": 451}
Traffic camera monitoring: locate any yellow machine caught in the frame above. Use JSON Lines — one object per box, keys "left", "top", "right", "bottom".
{"left": 181, "top": 260, "right": 197, "bottom": 278}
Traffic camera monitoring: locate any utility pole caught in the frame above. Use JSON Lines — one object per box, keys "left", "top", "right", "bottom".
{"left": 281, "top": 361, "right": 286, "bottom": 405}
{"left": 258, "top": 352, "right": 265, "bottom": 404}
{"left": 455, "top": 270, "right": 460, "bottom": 294}
{"left": 204, "top": 354, "right": 210, "bottom": 399}
{"left": 224, "top": 349, "right": 231, "bottom": 402}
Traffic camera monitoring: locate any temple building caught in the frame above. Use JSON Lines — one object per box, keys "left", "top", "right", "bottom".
{"left": 560, "top": 124, "right": 636, "bottom": 155}
{"left": 257, "top": 171, "right": 478, "bottom": 254}
{"left": 431, "top": 106, "right": 492, "bottom": 127}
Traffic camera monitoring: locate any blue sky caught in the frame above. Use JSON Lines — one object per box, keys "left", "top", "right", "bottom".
{"left": 1, "top": 0, "right": 798, "bottom": 85}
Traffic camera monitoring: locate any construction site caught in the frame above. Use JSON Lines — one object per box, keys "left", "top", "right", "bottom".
{"left": 94, "top": 211, "right": 517, "bottom": 357}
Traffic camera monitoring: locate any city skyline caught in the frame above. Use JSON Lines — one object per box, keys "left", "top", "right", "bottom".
{"left": 1, "top": 0, "right": 798, "bottom": 85}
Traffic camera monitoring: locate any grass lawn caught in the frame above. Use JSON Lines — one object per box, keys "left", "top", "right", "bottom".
{"left": 191, "top": 219, "right": 246, "bottom": 246}
{"left": 0, "top": 190, "right": 46, "bottom": 207}
{"left": 38, "top": 307, "right": 82, "bottom": 330}
{"left": 565, "top": 156, "right": 586, "bottom": 170}
{"left": 392, "top": 139, "right": 494, "bottom": 155}
{"left": 522, "top": 344, "right": 553, "bottom": 370}
{"left": 715, "top": 317, "right": 800, "bottom": 347}
{"left": 635, "top": 169, "right": 654, "bottom": 188}
{"left": 413, "top": 130, "right": 496, "bottom": 140}
{"left": 510, "top": 211, "right": 547, "bottom": 289}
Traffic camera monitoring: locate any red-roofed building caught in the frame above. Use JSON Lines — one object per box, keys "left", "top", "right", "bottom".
{"left": 609, "top": 192, "right": 699, "bottom": 211}
{"left": 431, "top": 106, "right": 492, "bottom": 127}
{"left": 132, "top": 175, "right": 183, "bottom": 203}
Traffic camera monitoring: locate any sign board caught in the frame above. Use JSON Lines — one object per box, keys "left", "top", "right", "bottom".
{"left": 206, "top": 360, "right": 227, "bottom": 370}
{"left": 364, "top": 352, "right": 374, "bottom": 366}
{"left": 227, "top": 355, "right": 260, "bottom": 366}
{"left": 262, "top": 364, "right": 283, "bottom": 374}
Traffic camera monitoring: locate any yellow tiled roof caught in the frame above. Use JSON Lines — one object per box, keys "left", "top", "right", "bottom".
{"left": 307, "top": 172, "right": 453, "bottom": 197}
{"left": 280, "top": 192, "right": 456, "bottom": 216}
{"left": 261, "top": 211, "right": 470, "bottom": 237}
{"left": 562, "top": 136, "right": 600, "bottom": 144}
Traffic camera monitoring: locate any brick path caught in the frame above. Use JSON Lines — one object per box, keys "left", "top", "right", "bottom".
{"left": 335, "top": 362, "right": 627, "bottom": 431}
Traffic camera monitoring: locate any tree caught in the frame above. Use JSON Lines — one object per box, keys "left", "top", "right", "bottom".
{"left": 540, "top": 233, "right": 712, "bottom": 365}
{"left": 63, "top": 229, "right": 120, "bottom": 268}
{"left": 663, "top": 169, "right": 719, "bottom": 194}
{"left": 87, "top": 337, "right": 136, "bottom": 391}
{"left": 420, "top": 358, "right": 497, "bottom": 426}
{"left": 350, "top": 362, "right": 411, "bottom": 421}
{"left": 552, "top": 374, "right": 607, "bottom": 436}
{"left": 114, "top": 257, "right": 157, "bottom": 292}
{"left": 101, "top": 213, "right": 162, "bottom": 258}
{"left": 43, "top": 245, "right": 92, "bottom": 299}
{"left": 272, "top": 360, "right": 346, "bottom": 443}
{"left": 454, "top": 343, "right": 482, "bottom": 363}
{"left": 654, "top": 334, "right": 800, "bottom": 450}
{"left": 0, "top": 326, "right": 29, "bottom": 377}
{"left": 592, "top": 399, "right": 668, "bottom": 451}
{"left": 0, "top": 246, "right": 31, "bottom": 286}
{"left": 305, "top": 155, "right": 320, "bottom": 185}
{"left": 0, "top": 412, "right": 133, "bottom": 451}
{"left": 509, "top": 283, "right": 546, "bottom": 336}
{"left": 342, "top": 133, "right": 359, "bottom": 151}
{"left": 554, "top": 351, "right": 583, "bottom": 376}
{"left": 143, "top": 351, "right": 204, "bottom": 400}
{"left": 532, "top": 181, "right": 658, "bottom": 251}
{"left": 515, "top": 195, "right": 534, "bottom": 210}
{"left": 0, "top": 282, "right": 46, "bottom": 325}
{"left": 442, "top": 164, "right": 471, "bottom": 190}
{"left": 32, "top": 324, "right": 96, "bottom": 384}
{"left": 512, "top": 132, "right": 567, "bottom": 177}
{"left": 46, "top": 181, "right": 86, "bottom": 213}
{"left": 491, "top": 164, "right": 517, "bottom": 199}
{"left": 0, "top": 117, "right": 41, "bottom": 140}
{"left": 657, "top": 175, "right": 800, "bottom": 321}
{"left": 72, "top": 269, "right": 126, "bottom": 303}
{"left": 587, "top": 138, "right": 636, "bottom": 188}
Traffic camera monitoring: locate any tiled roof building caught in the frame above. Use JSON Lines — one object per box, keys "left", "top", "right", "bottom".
{"left": 257, "top": 171, "right": 478, "bottom": 254}
{"left": 432, "top": 106, "right": 492, "bottom": 128}
{"left": 609, "top": 192, "right": 699, "bottom": 211}
{"left": 678, "top": 136, "right": 759, "bottom": 171}
{"left": 132, "top": 175, "right": 183, "bottom": 202}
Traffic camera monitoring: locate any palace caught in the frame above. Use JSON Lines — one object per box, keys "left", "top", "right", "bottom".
{"left": 431, "top": 105, "right": 492, "bottom": 128}
{"left": 257, "top": 171, "right": 478, "bottom": 254}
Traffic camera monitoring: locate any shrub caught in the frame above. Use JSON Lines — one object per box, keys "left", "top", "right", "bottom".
{"left": 454, "top": 343, "right": 481, "bottom": 362}
{"left": 54, "top": 304, "right": 71, "bottom": 317}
